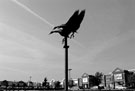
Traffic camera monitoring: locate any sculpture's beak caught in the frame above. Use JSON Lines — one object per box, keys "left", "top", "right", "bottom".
{"left": 49, "top": 31, "right": 53, "bottom": 35}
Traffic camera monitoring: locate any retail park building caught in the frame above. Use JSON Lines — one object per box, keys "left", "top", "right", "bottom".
{"left": 77, "top": 68, "right": 135, "bottom": 89}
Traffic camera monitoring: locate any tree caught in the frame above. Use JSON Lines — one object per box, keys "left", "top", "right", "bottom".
{"left": 68, "top": 79, "right": 74, "bottom": 88}
{"left": 95, "top": 72, "right": 103, "bottom": 88}
{"left": 89, "top": 75, "right": 97, "bottom": 87}
{"left": 42, "top": 77, "right": 49, "bottom": 89}
{"left": 11, "top": 83, "right": 16, "bottom": 91}
{"left": 1, "top": 80, "right": 8, "bottom": 91}
{"left": 128, "top": 74, "right": 135, "bottom": 88}
{"left": 18, "top": 81, "right": 27, "bottom": 90}
{"left": 54, "top": 81, "right": 61, "bottom": 89}
{"left": 42, "top": 77, "right": 47, "bottom": 86}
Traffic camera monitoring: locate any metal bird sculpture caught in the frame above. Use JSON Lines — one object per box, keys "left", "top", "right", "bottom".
{"left": 49, "top": 9, "right": 85, "bottom": 43}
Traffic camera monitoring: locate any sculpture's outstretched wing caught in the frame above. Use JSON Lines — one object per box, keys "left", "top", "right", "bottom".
{"left": 66, "top": 10, "right": 79, "bottom": 26}
{"left": 69, "top": 10, "right": 85, "bottom": 38}
{"left": 77, "top": 10, "right": 85, "bottom": 26}
{"left": 69, "top": 10, "right": 85, "bottom": 33}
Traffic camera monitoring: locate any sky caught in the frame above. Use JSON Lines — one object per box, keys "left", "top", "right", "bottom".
{"left": 0, "top": 0, "right": 135, "bottom": 82}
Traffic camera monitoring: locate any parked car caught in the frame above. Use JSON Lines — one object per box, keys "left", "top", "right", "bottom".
{"left": 90, "top": 86, "right": 98, "bottom": 90}
{"left": 115, "top": 86, "right": 126, "bottom": 89}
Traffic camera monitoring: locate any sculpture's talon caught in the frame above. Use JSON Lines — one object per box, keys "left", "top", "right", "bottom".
{"left": 62, "top": 38, "right": 65, "bottom": 44}
{"left": 69, "top": 33, "right": 75, "bottom": 39}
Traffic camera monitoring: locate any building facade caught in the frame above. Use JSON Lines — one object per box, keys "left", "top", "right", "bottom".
{"left": 104, "top": 68, "right": 133, "bottom": 89}
{"left": 82, "top": 73, "right": 90, "bottom": 89}
{"left": 77, "top": 68, "right": 135, "bottom": 90}
{"left": 78, "top": 73, "right": 97, "bottom": 89}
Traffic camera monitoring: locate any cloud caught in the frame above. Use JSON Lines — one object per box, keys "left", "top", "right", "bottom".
{"left": 0, "top": 22, "right": 65, "bottom": 63}
{"left": 0, "top": 65, "right": 29, "bottom": 75}
{"left": 11, "top": 0, "right": 54, "bottom": 27}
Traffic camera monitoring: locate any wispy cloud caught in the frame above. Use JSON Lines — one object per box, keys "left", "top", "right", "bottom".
{"left": 11, "top": 0, "right": 54, "bottom": 27}
{"left": 0, "top": 65, "right": 29, "bottom": 75}
{"left": 0, "top": 22, "right": 64, "bottom": 60}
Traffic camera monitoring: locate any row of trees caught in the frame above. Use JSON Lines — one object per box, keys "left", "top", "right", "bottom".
{"left": 0, "top": 79, "right": 63, "bottom": 90}
{"left": 0, "top": 72, "right": 103, "bottom": 90}
{"left": 0, "top": 80, "right": 33, "bottom": 91}
{"left": 42, "top": 77, "right": 62, "bottom": 89}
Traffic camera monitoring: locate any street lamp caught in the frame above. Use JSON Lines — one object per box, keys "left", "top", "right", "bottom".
{"left": 50, "top": 10, "right": 85, "bottom": 91}
{"left": 29, "top": 76, "right": 32, "bottom": 81}
{"left": 68, "top": 69, "right": 72, "bottom": 80}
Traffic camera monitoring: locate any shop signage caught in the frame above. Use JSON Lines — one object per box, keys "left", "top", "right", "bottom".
{"left": 83, "top": 78, "right": 88, "bottom": 83}
{"left": 114, "top": 73, "right": 122, "bottom": 81}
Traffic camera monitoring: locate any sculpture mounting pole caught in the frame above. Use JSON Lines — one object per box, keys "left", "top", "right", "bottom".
{"left": 63, "top": 36, "right": 69, "bottom": 91}
{"left": 64, "top": 36, "right": 69, "bottom": 91}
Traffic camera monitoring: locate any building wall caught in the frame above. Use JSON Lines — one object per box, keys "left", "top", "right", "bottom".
{"left": 81, "top": 73, "right": 98, "bottom": 89}
{"left": 103, "top": 68, "right": 134, "bottom": 89}
{"left": 104, "top": 74, "right": 113, "bottom": 89}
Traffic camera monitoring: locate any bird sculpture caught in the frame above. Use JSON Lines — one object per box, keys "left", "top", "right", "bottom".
{"left": 49, "top": 9, "right": 85, "bottom": 43}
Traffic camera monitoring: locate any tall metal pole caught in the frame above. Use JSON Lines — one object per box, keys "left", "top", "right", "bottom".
{"left": 64, "top": 36, "right": 69, "bottom": 91}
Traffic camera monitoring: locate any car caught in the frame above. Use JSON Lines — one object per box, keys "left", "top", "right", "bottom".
{"left": 91, "top": 86, "right": 98, "bottom": 90}
{"left": 115, "top": 86, "right": 126, "bottom": 89}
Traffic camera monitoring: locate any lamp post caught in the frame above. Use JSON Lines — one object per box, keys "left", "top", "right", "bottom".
{"left": 68, "top": 69, "right": 72, "bottom": 80}
{"left": 29, "top": 76, "right": 32, "bottom": 81}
